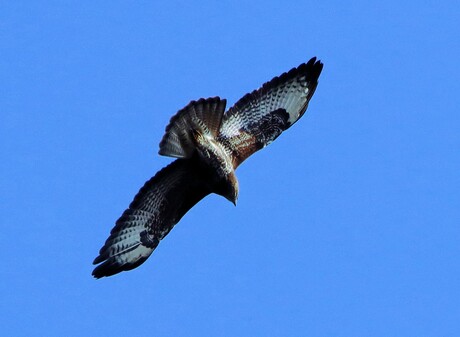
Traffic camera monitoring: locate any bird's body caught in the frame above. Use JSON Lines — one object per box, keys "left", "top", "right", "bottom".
{"left": 93, "top": 57, "right": 323, "bottom": 278}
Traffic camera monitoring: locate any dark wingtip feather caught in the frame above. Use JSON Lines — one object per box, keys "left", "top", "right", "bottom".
{"left": 306, "top": 57, "right": 324, "bottom": 82}
{"left": 92, "top": 256, "right": 149, "bottom": 279}
{"left": 92, "top": 261, "right": 114, "bottom": 279}
{"left": 266, "top": 56, "right": 323, "bottom": 91}
{"left": 93, "top": 255, "right": 103, "bottom": 265}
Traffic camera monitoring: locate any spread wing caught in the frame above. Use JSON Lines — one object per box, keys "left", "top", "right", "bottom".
{"left": 92, "top": 157, "right": 211, "bottom": 278}
{"left": 217, "top": 57, "right": 323, "bottom": 167}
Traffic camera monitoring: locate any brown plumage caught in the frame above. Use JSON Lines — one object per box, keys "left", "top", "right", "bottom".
{"left": 92, "top": 57, "right": 323, "bottom": 278}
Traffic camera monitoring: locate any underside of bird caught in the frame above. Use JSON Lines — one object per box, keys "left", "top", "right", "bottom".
{"left": 92, "top": 57, "right": 323, "bottom": 278}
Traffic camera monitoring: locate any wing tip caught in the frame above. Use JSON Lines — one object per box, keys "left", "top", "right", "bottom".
{"left": 92, "top": 263, "right": 109, "bottom": 279}
{"left": 258, "top": 56, "right": 323, "bottom": 94}
{"left": 305, "top": 56, "right": 324, "bottom": 82}
{"left": 290, "top": 56, "right": 323, "bottom": 83}
{"left": 229, "top": 56, "right": 323, "bottom": 117}
{"left": 92, "top": 256, "right": 150, "bottom": 279}
{"left": 92, "top": 255, "right": 104, "bottom": 265}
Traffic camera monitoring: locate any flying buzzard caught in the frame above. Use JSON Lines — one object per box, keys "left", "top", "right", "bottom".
{"left": 92, "top": 57, "right": 323, "bottom": 278}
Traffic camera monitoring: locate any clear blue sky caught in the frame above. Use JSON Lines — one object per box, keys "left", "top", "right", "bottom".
{"left": 1, "top": 1, "right": 459, "bottom": 336}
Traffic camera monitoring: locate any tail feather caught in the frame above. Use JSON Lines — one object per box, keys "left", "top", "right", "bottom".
{"left": 159, "top": 97, "right": 227, "bottom": 158}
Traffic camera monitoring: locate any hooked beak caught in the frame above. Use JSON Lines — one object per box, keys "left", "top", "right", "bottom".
{"left": 225, "top": 195, "right": 237, "bottom": 207}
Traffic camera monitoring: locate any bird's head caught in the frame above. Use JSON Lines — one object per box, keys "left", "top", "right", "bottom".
{"left": 217, "top": 172, "right": 239, "bottom": 206}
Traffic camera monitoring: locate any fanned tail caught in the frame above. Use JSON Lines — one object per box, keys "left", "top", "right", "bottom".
{"left": 159, "top": 97, "right": 227, "bottom": 158}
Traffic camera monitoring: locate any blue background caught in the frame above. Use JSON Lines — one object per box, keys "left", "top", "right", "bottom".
{"left": 2, "top": 1, "right": 459, "bottom": 336}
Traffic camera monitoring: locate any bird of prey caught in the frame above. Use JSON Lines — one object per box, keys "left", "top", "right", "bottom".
{"left": 92, "top": 57, "right": 323, "bottom": 278}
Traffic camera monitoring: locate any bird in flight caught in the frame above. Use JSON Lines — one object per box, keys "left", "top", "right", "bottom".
{"left": 92, "top": 57, "right": 323, "bottom": 278}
